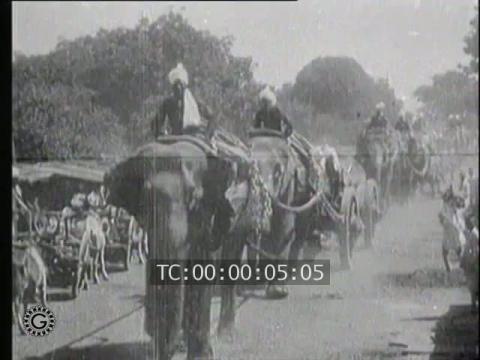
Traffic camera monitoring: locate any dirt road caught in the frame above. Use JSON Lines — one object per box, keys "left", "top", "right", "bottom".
{"left": 13, "top": 195, "right": 478, "bottom": 359}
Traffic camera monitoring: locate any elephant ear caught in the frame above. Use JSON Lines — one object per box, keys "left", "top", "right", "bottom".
{"left": 182, "top": 163, "right": 203, "bottom": 211}
{"left": 104, "top": 157, "right": 155, "bottom": 220}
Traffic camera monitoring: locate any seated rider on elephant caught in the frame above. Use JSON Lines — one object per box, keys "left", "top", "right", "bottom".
{"left": 356, "top": 102, "right": 391, "bottom": 162}
{"left": 366, "top": 102, "right": 389, "bottom": 133}
{"left": 151, "top": 63, "right": 214, "bottom": 138}
{"left": 252, "top": 86, "right": 320, "bottom": 190}
{"left": 150, "top": 63, "right": 236, "bottom": 246}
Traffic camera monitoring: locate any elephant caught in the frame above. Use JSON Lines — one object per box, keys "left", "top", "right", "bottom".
{"left": 217, "top": 131, "right": 362, "bottom": 336}
{"left": 390, "top": 132, "right": 413, "bottom": 204}
{"left": 104, "top": 138, "right": 234, "bottom": 360}
{"left": 355, "top": 130, "right": 400, "bottom": 212}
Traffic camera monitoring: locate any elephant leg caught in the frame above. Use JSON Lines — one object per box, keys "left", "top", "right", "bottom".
{"left": 218, "top": 233, "right": 244, "bottom": 337}
{"left": 150, "top": 284, "right": 185, "bottom": 360}
{"left": 185, "top": 283, "right": 214, "bottom": 360}
{"left": 266, "top": 214, "right": 295, "bottom": 299}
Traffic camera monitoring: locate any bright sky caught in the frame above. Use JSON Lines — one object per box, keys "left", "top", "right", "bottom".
{"left": 12, "top": 1, "right": 477, "bottom": 110}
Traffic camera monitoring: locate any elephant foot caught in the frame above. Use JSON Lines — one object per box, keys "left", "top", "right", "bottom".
{"left": 265, "top": 283, "right": 289, "bottom": 300}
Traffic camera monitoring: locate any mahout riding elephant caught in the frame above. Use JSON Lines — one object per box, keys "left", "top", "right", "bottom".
{"left": 104, "top": 138, "right": 234, "bottom": 360}
{"left": 250, "top": 130, "right": 359, "bottom": 273}
{"left": 217, "top": 131, "right": 362, "bottom": 336}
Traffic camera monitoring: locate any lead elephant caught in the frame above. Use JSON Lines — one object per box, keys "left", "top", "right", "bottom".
{"left": 104, "top": 138, "right": 234, "bottom": 360}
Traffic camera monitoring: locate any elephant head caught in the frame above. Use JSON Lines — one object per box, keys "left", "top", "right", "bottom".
{"left": 104, "top": 141, "right": 233, "bottom": 360}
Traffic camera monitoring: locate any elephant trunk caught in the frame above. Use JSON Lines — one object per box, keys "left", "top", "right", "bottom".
{"left": 145, "top": 199, "right": 187, "bottom": 359}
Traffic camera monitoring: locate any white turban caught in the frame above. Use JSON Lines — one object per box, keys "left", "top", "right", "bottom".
{"left": 375, "top": 102, "right": 385, "bottom": 110}
{"left": 168, "top": 63, "right": 189, "bottom": 86}
{"left": 87, "top": 191, "right": 100, "bottom": 208}
{"left": 259, "top": 87, "right": 277, "bottom": 106}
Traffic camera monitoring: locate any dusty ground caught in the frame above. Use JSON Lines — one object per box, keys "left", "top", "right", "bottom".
{"left": 13, "top": 159, "right": 479, "bottom": 360}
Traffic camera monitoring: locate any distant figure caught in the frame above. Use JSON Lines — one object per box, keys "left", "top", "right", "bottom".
{"left": 252, "top": 86, "right": 293, "bottom": 137}
{"left": 366, "top": 102, "right": 388, "bottom": 132}
{"left": 394, "top": 115, "right": 411, "bottom": 135}
{"left": 151, "top": 63, "right": 213, "bottom": 137}
{"left": 252, "top": 87, "right": 320, "bottom": 189}
{"left": 412, "top": 114, "right": 424, "bottom": 133}
{"left": 457, "top": 170, "right": 471, "bottom": 209}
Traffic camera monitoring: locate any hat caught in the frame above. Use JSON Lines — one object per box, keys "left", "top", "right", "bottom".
{"left": 259, "top": 86, "right": 277, "bottom": 106}
{"left": 375, "top": 102, "right": 385, "bottom": 110}
{"left": 168, "top": 63, "right": 188, "bottom": 86}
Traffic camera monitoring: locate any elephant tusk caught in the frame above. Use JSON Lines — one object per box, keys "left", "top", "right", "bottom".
{"left": 271, "top": 191, "right": 324, "bottom": 214}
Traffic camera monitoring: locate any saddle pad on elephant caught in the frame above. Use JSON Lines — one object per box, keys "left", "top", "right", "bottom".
{"left": 212, "top": 129, "right": 251, "bottom": 164}
{"left": 153, "top": 135, "right": 218, "bottom": 157}
{"left": 248, "top": 128, "right": 285, "bottom": 138}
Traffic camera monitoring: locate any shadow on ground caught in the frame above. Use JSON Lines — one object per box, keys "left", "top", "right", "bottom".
{"left": 377, "top": 267, "right": 466, "bottom": 289}
{"left": 25, "top": 342, "right": 151, "bottom": 360}
{"left": 429, "top": 304, "right": 479, "bottom": 359}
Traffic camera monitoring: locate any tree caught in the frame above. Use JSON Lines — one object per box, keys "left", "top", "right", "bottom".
{"left": 414, "top": 7, "right": 479, "bottom": 125}
{"left": 463, "top": 7, "right": 479, "bottom": 75}
{"left": 277, "top": 56, "right": 400, "bottom": 144}
{"left": 12, "top": 12, "right": 262, "bottom": 160}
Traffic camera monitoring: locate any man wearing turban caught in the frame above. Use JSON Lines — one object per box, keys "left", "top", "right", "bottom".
{"left": 366, "top": 102, "right": 388, "bottom": 131}
{"left": 151, "top": 63, "right": 213, "bottom": 137}
{"left": 253, "top": 86, "right": 320, "bottom": 190}
{"left": 253, "top": 86, "right": 293, "bottom": 137}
